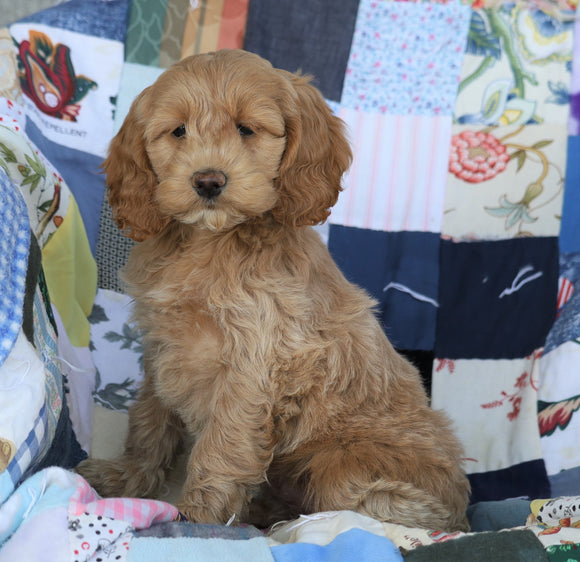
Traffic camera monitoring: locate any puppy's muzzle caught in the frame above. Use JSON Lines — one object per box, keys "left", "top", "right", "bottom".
{"left": 192, "top": 170, "right": 227, "bottom": 200}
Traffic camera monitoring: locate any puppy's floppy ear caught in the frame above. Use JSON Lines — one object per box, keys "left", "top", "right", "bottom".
{"left": 103, "top": 88, "right": 169, "bottom": 242}
{"left": 273, "top": 73, "right": 352, "bottom": 227}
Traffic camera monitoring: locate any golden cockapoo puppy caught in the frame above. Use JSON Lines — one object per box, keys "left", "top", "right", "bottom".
{"left": 78, "top": 49, "right": 470, "bottom": 531}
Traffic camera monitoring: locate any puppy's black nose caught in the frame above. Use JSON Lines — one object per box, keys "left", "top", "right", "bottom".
{"left": 192, "top": 170, "right": 227, "bottom": 199}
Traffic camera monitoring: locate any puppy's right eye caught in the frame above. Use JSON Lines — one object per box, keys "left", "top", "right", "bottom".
{"left": 172, "top": 125, "right": 186, "bottom": 138}
{"left": 237, "top": 124, "right": 255, "bottom": 137}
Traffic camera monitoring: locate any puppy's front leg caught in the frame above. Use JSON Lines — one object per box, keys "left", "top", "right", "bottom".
{"left": 177, "top": 396, "right": 274, "bottom": 523}
{"left": 77, "top": 371, "right": 184, "bottom": 498}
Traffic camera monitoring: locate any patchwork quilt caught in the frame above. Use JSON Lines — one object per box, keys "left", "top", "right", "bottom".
{"left": 1, "top": 0, "right": 580, "bottom": 559}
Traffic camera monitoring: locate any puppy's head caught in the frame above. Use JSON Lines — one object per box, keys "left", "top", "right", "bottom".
{"left": 105, "top": 49, "right": 352, "bottom": 241}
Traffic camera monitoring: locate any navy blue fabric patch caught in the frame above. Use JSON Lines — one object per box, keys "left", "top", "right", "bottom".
{"left": 435, "top": 237, "right": 558, "bottom": 360}
{"left": 17, "top": 0, "right": 131, "bottom": 43}
{"left": 468, "top": 460, "right": 550, "bottom": 504}
{"left": 559, "top": 136, "right": 580, "bottom": 254}
{"left": 25, "top": 120, "right": 105, "bottom": 256}
{"left": 328, "top": 225, "right": 440, "bottom": 350}
{"left": 243, "top": 0, "right": 360, "bottom": 102}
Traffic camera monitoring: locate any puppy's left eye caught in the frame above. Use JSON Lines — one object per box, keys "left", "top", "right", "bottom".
{"left": 237, "top": 124, "right": 255, "bottom": 137}
{"left": 172, "top": 125, "right": 186, "bottom": 138}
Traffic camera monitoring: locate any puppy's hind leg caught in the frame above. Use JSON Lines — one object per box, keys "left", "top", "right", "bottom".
{"left": 354, "top": 479, "right": 467, "bottom": 531}
{"left": 295, "top": 442, "right": 469, "bottom": 532}
{"left": 77, "top": 373, "right": 184, "bottom": 499}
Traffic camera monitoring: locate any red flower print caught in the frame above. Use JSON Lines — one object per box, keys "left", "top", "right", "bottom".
{"left": 481, "top": 352, "right": 541, "bottom": 421}
{"left": 507, "top": 396, "right": 522, "bottom": 420}
{"left": 16, "top": 30, "right": 97, "bottom": 121}
{"left": 449, "top": 130, "right": 510, "bottom": 183}
{"left": 514, "top": 372, "right": 528, "bottom": 389}
{"left": 435, "top": 358, "right": 455, "bottom": 373}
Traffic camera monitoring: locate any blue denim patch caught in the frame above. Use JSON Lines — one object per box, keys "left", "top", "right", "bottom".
{"left": 244, "top": 0, "right": 359, "bottom": 102}
{"left": 18, "top": 0, "right": 131, "bottom": 43}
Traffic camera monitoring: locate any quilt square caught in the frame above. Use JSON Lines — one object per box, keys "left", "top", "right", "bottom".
{"left": 0, "top": 172, "right": 29, "bottom": 367}
{"left": 243, "top": 0, "right": 359, "bottom": 102}
{"left": 11, "top": 23, "right": 123, "bottom": 158}
{"left": 89, "top": 289, "right": 142, "bottom": 412}
{"left": 341, "top": 0, "right": 470, "bottom": 116}
{"left": 431, "top": 354, "right": 545, "bottom": 480}
{"left": 435, "top": 237, "right": 558, "bottom": 360}
{"left": 329, "top": 108, "right": 451, "bottom": 233}
{"left": 15, "top": 0, "right": 131, "bottom": 43}
{"left": 540, "top": 394, "right": 580, "bottom": 478}
{"left": 125, "top": 0, "right": 168, "bottom": 66}
{"left": 328, "top": 226, "right": 440, "bottom": 351}
{"left": 544, "top": 252, "right": 580, "bottom": 353}
{"left": 0, "top": 98, "right": 72, "bottom": 250}
{"left": 539, "top": 341, "right": 580, "bottom": 476}
{"left": 443, "top": 124, "right": 566, "bottom": 241}
{"left": 454, "top": 6, "right": 574, "bottom": 127}
{"left": 559, "top": 136, "right": 580, "bottom": 254}
{"left": 25, "top": 120, "right": 104, "bottom": 255}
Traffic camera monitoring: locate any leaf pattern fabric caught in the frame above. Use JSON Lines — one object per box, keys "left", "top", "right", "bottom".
{"left": 443, "top": 123, "right": 567, "bottom": 240}
{"left": 89, "top": 290, "right": 142, "bottom": 412}
{"left": 0, "top": 97, "right": 70, "bottom": 248}
{"left": 455, "top": 6, "right": 574, "bottom": 127}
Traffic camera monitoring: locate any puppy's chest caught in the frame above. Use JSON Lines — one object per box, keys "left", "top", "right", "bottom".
{"left": 141, "top": 257, "right": 312, "bottom": 356}
{"left": 143, "top": 267, "right": 319, "bottom": 422}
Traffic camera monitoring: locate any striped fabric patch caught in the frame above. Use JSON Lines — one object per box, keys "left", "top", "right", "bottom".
{"left": 557, "top": 276, "right": 575, "bottom": 316}
{"left": 181, "top": 0, "right": 249, "bottom": 57}
{"left": 329, "top": 109, "right": 452, "bottom": 233}
{"left": 7, "top": 402, "right": 48, "bottom": 486}
{"left": 71, "top": 474, "right": 179, "bottom": 528}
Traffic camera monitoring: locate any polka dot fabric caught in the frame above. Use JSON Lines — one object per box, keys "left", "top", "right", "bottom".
{"left": 69, "top": 512, "right": 132, "bottom": 562}
{"left": 534, "top": 497, "right": 580, "bottom": 524}
{"left": 0, "top": 168, "right": 30, "bottom": 367}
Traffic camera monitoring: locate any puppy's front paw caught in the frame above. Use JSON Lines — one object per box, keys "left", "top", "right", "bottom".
{"left": 178, "top": 484, "right": 248, "bottom": 524}
{"left": 76, "top": 458, "right": 127, "bottom": 497}
{"left": 76, "top": 457, "right": 164, "bottom": 499}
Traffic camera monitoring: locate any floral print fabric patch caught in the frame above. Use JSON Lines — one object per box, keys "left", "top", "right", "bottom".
{"left": 10, "top": 23, "right": 123, "bottom": 158}
{"left": 432, "top": 353, "right": 548, "bottom": 500}
{"left": 454, "top": 6, "right": 574, "bottom": 127}
{"left": 443, "top": 123, "right": 566, "bottom": 240}
{"left": 341, "top": 0, "right": 471, "bottom": 115}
